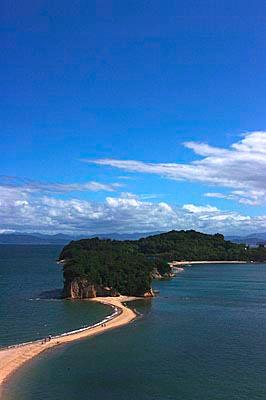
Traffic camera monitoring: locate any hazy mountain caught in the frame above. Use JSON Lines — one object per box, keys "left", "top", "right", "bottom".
{"left": 0, "top": 231, "right": 163, "bottom": 244}
{"left": 226, "top": 233, "right": 266, "bottom": 245}
{"left": 91, "top": 231, "right": 163, "bottom": 241}
{"left": 0, "top": 234, "right": 71, "bottom": 245}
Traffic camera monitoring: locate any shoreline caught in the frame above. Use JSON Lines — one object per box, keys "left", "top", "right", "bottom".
{"left": 0, "top": 296, "right": 139, "bottom": 397}
{"left": 170, "top": 260, "right": 248, "bottom": 266}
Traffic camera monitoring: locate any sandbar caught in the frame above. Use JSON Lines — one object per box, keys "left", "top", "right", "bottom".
{"left": 0, "top": 296, "right": 138, "bottom": 396}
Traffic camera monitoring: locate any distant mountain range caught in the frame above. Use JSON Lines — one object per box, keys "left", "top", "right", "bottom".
{"left": 225, "top": 233, "right": 266, "bottom": 245}
{"left": 0, "top": 231, "right": 163, "bottom": 244}
{"left": 0, "top": 231, "right": 265, "bottom": 245}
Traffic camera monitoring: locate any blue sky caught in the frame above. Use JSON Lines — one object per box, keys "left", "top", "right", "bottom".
{"left": 1, "top": 1, "right": 266, "bottom": 234}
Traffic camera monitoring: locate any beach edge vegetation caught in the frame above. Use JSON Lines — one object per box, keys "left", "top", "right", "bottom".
{"left": 59, "top": 230, "right": 266, "bottom": 298}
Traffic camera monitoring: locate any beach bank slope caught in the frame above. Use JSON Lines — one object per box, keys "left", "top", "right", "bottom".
{"left": 0, "top": 296, "right": 137, "bottom": 395}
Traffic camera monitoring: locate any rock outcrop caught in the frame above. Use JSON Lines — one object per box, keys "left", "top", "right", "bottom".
{"left": 151, "top": 268, "right": 175, "bottom": 280}
{"left": 143, "top": 288, "right": 155, "bottom": 297}
{"left": 63, "top": 278, "right": 119, "bottom": 299}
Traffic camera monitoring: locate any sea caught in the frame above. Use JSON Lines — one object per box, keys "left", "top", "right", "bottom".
{"left": 1, "top": 245, "right": 266, "bottom": 400}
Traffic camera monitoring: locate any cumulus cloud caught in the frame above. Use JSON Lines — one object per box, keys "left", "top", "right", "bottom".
{"left": 1, "top": 133, "right": 266, "bottom": 235}
{"left": 0, "top": 187, "right": 265, "bottom": 235}
{"left": 86, "top": 131, "right": 266, "bottom": 206}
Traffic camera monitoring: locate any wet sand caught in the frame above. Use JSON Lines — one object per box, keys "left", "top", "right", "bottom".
{"left": 0, "top": 296, "right": 138, "bottom": 396}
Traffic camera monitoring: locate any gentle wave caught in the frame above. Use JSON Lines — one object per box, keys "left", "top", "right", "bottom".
{"left": 2, "top": 305, "right": 120, "bottom": 351}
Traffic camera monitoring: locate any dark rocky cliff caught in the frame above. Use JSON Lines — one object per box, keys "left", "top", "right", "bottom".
{"left": 63, "top": 277, "right": 155, "bottom": 299}
{"left": 63, "top": 277, "right": 119, "bottom": 299}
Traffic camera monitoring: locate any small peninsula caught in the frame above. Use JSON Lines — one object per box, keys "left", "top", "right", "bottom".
{"left": 59, "top": 230, "right": 266, "bottom": 299}
{"left": 1, "top": 230, "right": 266, "bottom": 391}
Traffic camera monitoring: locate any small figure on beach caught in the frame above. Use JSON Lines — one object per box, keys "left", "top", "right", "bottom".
{"left": 48, "top": 335, "right": 52, "bottom": 341}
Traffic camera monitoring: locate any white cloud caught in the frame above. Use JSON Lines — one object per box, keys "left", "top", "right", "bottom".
{"left": 0, "top": 176, "right": 121, "bottom": 194}
{"left": 204, "top": 192, "right": 231, "bottom": 199}
{"left": 0, "top": 229, "right": 15, "bottom": 234}
{"left": 86, "top": 131, "right": 266, "bottom": 206}
{"left": 1, "top": 132, "right": 266, "bottom": 235}
{"left": 0, "top": 187, "right": 265, "bottom": 235}
{"left": 183, "top": 204, "right": 219, "bottom": 213}
{"left": 204, "top": 188, "right": 266, "bottom": 206}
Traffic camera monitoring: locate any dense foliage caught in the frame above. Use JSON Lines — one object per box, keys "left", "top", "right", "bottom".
{"left": 60, "top": 230, "right": 266, "bottom": 296}
{"left": 61, "top": 238, "right": 153, "bottom": 296}
{"left": 138, "top": 230, "right": 249, "bottom": 261}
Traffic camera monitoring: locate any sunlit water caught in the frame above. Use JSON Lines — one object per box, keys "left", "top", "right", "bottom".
{"left": 2, "top": 248, "right": 266, "bottom": 400}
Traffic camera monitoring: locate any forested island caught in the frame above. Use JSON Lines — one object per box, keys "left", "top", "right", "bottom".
{"left": 59, "top": 230, "right": 266, "bottom": 298}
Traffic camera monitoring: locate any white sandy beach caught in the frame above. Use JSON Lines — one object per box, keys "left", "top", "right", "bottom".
{"left": 0, "top": 296, "right": 138, "bottom": 396}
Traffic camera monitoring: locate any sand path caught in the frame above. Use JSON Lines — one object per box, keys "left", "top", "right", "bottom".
{"left": 0, "top": 296, "right": 138, "bottom": 396}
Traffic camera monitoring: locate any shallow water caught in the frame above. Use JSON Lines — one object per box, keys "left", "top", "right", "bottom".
{"left": 0, "top": 245, "right": 110, "bottom": 347}
{"left": 3, "top": 261, "right": 266, "bottom": 400}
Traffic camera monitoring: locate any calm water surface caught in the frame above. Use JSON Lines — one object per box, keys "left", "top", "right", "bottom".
{"left": 2, "top": 252, "right": 266, "bottom": 400}
{"left": 0, "top": 245, "right": 110, "bottom": 347}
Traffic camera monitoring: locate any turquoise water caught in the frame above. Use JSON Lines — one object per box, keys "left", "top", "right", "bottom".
{"left": 2, "top": 253, "right": 266, "bottom": 399}
{"left": 0, "top": 245, "right": 110, "bottom": 347}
